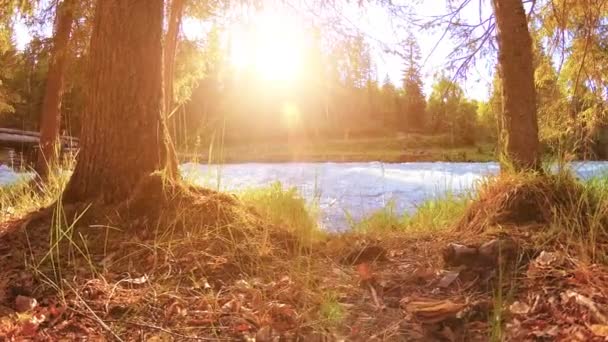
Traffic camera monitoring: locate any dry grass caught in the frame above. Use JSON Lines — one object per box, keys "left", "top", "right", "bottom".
{"left": 3, "top": 164, "right": 608, "bottom": 340}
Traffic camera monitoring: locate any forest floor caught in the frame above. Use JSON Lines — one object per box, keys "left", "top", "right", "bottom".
{"left": 180, "top": 135, "right": 496, "bottom": 164}
{"left": 1, "top": 171, "right": 608, "bottom": 340}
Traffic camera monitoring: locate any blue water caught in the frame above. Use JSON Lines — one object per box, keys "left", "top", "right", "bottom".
{"left": 3, "top": 162, "right": 608, "bottom": 229}
{"left": 180, "top": 162, "right": 608, "bottom": 230}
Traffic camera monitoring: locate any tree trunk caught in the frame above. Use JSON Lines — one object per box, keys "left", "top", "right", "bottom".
{"left": 492, "top": 0, "right": 540, "bottom": 171}
{"left": 35, "top": 0, "right": 74, "bottom": 179}
{"left": 63, "top": 0, "right": 175, "bottom": 204}
{"left": 162, "top": 0, "right": 185, "bottom": 177}
{"left": 164, "top": 0, "right": 185, "bottom": 119}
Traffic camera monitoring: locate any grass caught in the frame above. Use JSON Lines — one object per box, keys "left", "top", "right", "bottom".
{"left": 350, "top": 193, "right": 471, "bottom": 234}
{"left": 239, "top": 181, "right": 325, "bottom": 246}
{"left": 0, "top": 166, "right": 70, "bottom": 221}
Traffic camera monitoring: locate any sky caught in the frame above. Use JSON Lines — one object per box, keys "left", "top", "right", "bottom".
{"left": 353, "top": 1, "right": 496, "bottom": 100}
{"left": 180, "top": 0, "right": 496, "bottom": 100}
{"left": 13, "top": 0, "right": 495, "bottom": 101}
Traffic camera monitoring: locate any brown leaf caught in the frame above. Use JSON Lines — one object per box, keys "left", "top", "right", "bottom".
{"left": 437, "top": 270, "right": 460, "bottom": 288}
{"left": 590, "top": 324, "right": 608, "bottom": 337}
{"left": 356, "top": 262, "right": 373, "bottom": 282}
{"left": 509, "top": 301, "right": 531, "bottom": 315}
{"left": 404, "top": 298, "right": 467, "bottom": 323}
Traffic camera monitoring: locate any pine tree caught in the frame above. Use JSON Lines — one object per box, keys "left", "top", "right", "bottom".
{"left": 63, "top": 0, "right": 176, "bottom": 203}
{"left": 492, "top": 0, "right": 540, "bottom": 170}
{"left": 401, "top": 33, "right": 426, "bottom": 131}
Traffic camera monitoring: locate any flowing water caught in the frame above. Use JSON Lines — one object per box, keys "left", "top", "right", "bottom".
{"left": 3, "top": 162, "right": 608, "bottom": 230}
{"left": 181, "top": 162, "right": 608, "bottom": 230}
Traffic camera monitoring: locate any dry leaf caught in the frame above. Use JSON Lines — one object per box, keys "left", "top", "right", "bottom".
{"left": 404, "top": 298, "right": 467, "bottom": 323}
{"left": 124, "top": 274, "right": 149, "bottom": 285}
{"left": 356, "top": 262, "right": 373, "bottom": 282}
{"left": 437, "top": 270, "right": 460, "bottom": 288}
{"left": 509, "top": 301, "right": 531, "bottom": 315}
{"left": 590, "top": 324, "right": 608, "bottom": 337}
{"left": 534, "top": 251, "right": 558, "bottom": 267}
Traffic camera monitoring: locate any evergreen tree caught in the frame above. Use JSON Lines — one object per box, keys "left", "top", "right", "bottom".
{"left": 381, "top": 74, "right": 398, "bottom": 129}
{"left": 63, "top": 0, "right": 177, "bottom": 203}
{"left": 401, "top": 33, "right": 426, "bottom": 131}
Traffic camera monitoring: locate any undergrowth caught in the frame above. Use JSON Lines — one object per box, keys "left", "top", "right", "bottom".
{"left": 239, "top": 181, "right": 325, "bottom": 245}
{"left": 458, "top": 167, "right": 608, "bottom": 262}
{"left": 351, "top": 193, "right": 470, "bottom": 234}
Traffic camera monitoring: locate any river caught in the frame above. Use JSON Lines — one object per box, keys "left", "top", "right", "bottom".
{"left": 3, "top": 162, "right": 608, "bottom": 230}
{"left": 181, "top": 162, "right": 608, "bottom": 230}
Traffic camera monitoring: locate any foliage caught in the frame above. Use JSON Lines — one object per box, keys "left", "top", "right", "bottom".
{"left": 427, "top": 76, "right": 478, "bottom": 145}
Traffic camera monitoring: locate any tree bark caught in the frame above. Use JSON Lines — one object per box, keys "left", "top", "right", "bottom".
{"left": 492, "top": 0, "right": 540, "bottom": 171}
{"left": 63, "top": 0, "right": 174, "bottom": 204}
{"left": 35, "top": 0, "right": 74, "bottom": 179}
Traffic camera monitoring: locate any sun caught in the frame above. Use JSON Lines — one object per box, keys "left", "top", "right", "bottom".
{"left": 229, "top": 10, "right": 305, "bottom": 82}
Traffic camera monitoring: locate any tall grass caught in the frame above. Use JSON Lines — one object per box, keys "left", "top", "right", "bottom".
{"left": 351, "top": 193, "right": 470, "bottom": 233}
{"left": 0, "top": 161, "right": 71, "bottom": 221}
{"left": 542, "top": 171, "right": 608, "bottom": 262}
{"left": 240, "top": 181, "right": 325, "bottom": 244}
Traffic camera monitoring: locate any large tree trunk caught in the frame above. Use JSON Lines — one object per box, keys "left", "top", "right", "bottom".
{"left": 35, "top": 0, "right": 74, "bottom": 179}
{"left": 63, "top": 0, "right": 175, "bottom": 204}
{"left": 492, "top": 0, "right": 540, "bottom": 171}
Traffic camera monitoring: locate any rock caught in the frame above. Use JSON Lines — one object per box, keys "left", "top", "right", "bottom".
{"left": 443, "top": 238, "right": 518, "bottom": 268}
{"left": 442, "top": 243, "right": 478, "bottom": 267}
{"left": 478, "top": 238, "right": 518, "bottom": 266}
{"left": 15, "top": 295, "right": 37, "bottom": 313}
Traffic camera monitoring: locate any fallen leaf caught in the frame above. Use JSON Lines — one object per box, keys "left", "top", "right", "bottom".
{"left": 437, "top": 270, "right": 460, "bottom": 288}
{"left": 563, "top": 290, "right": 608, "bottom": 324}
{"left": 534, "top": 251, "right": 558, "bottom": 267}
{"left": 531, "top": 325, "right": 559, "bottom": 338}
{"left": 590, "top": 324, "right": 608, "bottom": 337}
{"left": 235, "top": 323, "right": 251, "bottom": 332}
{"left": 356, "top": 262, "right": 374, "bottom": 282}
{"left": 404, "top": 298, "right": 467, "bottom": 323}
{"left": 124, "top": 274, "right": 149, "bottom": 285}
{"left": 19, "top": 321, "right": 39, "bottom": 337}
{"left": 509, "top": 301, "right": 530, "bottom": 315}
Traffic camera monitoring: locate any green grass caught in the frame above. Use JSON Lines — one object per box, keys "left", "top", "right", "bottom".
{"left": 319, "top": 291, "right": 346, "bottom": 327}
{"left": 0, "top": 168, "right": 70, "bottom": 221}
{"left": 239, "top": 181, "right": 325, "bottom": 245}
{"left": 350, "top": 193, "right": 470, "bottom": 234}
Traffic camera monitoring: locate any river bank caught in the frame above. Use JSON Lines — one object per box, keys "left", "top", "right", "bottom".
{"left": 179, "top": 135, "right": 496, "bottom": 164}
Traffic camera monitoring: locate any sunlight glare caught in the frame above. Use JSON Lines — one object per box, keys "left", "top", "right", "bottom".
{"left": 229, "top": 10, "right": 305, "bottom": 82}
{"left": 282, "top": 102, "right": 300, "bottom": 128}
